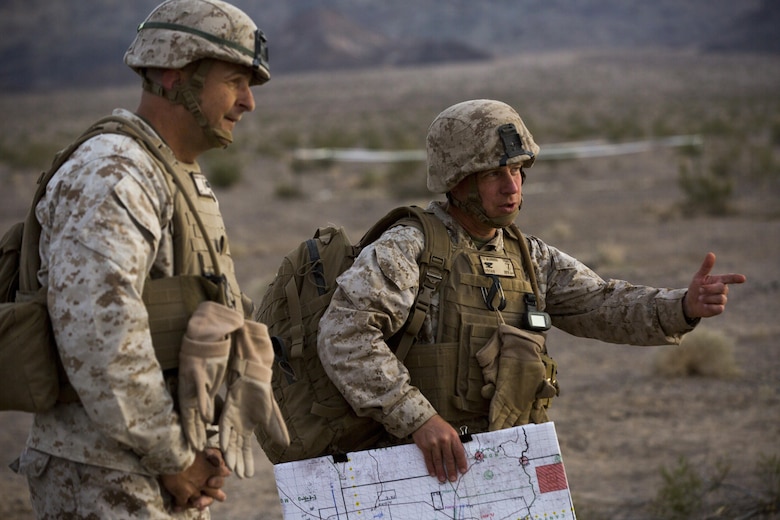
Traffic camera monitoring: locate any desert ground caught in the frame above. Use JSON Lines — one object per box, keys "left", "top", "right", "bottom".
{"left": 0, "top": 50, "right": 778, "bottom": 519}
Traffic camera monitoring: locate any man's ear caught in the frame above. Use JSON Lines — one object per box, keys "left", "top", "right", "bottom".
{"left": 160, "top": 68, "right": 184, "bottom": 90}
{"left": 449, "top": 173, "right": 473, "bottom": 203}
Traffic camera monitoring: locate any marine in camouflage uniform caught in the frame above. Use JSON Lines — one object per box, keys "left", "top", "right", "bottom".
{"left": 317, "top": 99, "right": 746, "bottom": 484}
{"left": 13, "top": 1, "right": 272, "bottom": 518}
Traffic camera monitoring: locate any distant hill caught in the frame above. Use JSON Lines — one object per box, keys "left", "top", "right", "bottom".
{"left": 271, "top": 7, "right": 491, "bottom": 73}
{"left": 0, "top": 0, "right": 777, "bottom": 92}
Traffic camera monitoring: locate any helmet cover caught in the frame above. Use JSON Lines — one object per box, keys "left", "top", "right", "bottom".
{"left": 426, "top": 99, "right": 539, "bottom": 193}
{"left": 124, "top": 0, "right": 269, "bottom": 85}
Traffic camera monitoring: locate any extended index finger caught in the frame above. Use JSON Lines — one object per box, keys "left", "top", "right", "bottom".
{"left": 708, "top": 273, "right": 747, "bottom": 286}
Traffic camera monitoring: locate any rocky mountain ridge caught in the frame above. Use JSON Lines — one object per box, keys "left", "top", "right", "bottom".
{"left": 0, "top": 0, "right": 778, "bottom": 91}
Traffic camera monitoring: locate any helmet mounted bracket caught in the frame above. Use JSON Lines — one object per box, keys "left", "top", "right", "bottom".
{"left": 253, "top": 30, "right": 269, "bottom": 74}
{"left": 497, "top": 123, "right": 534, "bottom": 166}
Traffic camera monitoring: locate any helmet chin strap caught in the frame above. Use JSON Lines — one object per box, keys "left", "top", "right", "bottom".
{"left": 450, "top": 176, "right": 520, "bottom": 229}
{"left": 142, "top": 60, "right": 233, "bottom": 149}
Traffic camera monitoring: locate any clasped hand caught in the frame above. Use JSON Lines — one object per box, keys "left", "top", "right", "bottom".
{"left": 160, "top": 448, "right": 231, "bottom": 513}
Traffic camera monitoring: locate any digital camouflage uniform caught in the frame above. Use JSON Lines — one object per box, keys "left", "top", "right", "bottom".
{"left": 13, "top": 0, "right": 271, "bottom": 516}
{"left": 15, "top": 109, "right": 237, "bottom": 519}
{"left": 318, "top": 200, "right": 696, "bottom": 441}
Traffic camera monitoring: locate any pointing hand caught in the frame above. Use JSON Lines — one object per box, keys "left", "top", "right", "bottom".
{"left": 683, "top": 252, "right": 746, "bottom": 319}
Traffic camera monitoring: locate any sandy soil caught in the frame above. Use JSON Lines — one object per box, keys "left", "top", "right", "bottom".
{"left": 0, "top": 50, "right": 778, "bottom": 519}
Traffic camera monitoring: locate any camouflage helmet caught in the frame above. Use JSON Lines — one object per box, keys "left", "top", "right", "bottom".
{"left": 124, "top": 0, "right": 269, "bottom": 85}
{"left": 426, "top": 99, "right": 539, "bottom": 193}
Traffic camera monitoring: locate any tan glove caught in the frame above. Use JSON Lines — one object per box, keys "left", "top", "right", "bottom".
{"left": 475, "top": 329, "right": 501, "bottom": 400}
{"left": 178, "top": 301, "right": 244, "bottom": 451}
{"left": 219, "top": 320, "right": 289, "bottom": 478}
{"left": 476, "top": 324, "right": 556, "bottom": 431}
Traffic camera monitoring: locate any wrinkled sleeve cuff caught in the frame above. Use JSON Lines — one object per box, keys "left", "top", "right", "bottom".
{"left": 139, "top": 434, "right": 195, "bottom": 476}
{"left": 382, "top": 390, "right": 438, "bottom": 439}
{"left": 657, "top": 288, "right": 698, "bottom": 343}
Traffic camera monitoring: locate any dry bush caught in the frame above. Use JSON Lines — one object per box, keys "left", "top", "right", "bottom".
{"left": 589, "top": 241, "right": 627, "bottom": 271}
{"left": 651, "top": 454, "right": 780, "bottom": 520}
{"left": 653, "top": 327, "right": 741, "bottom": 379}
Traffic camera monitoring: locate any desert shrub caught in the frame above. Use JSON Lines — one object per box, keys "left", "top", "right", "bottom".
{"left": 311, "top": 128, "right": 359, "bottom": 149}
{"left": 771, "top": 118, "right": 780, "bottom": 147}
{"left": 274, "top": 181, "right": 304, "bottom": 199}
{"left": 591, "top": 242, "right": 627, "bottom": 271}
{"left": 652, "top": 454, "right": 780, "bottom": 520}
{"left": 652, "top": 456, "right": 730, "bottom": 520}
{"left": 561, "top": 111, "right": 597, "bottom": 140}
{"left": 754, "top": 453, "right": 780, "bottom": 517}
{"left": 356, "top": 169, "right": 382, "bottom": 190}
{"left": 653, "top": 457, "right": 706, "bottom": 519}
{"left": 385, "top": 123, "right": 424, "bottom": 151}
{"left": 255, "top": 139, "right": 285, "bottom": 159}
{"left": 543, "top": 221, "right": 573, "bottom": 242}
{"left": 385, "top": 161, "right": 428, "bottom": 199}
{"left": 677, "top": 159, "right": 733, "bottom": 216}
{"left": 651, "top": 116, "right": 677, "bottom": 139}
{"left": 675, "top": 141, "right": 704, "bottom": 159}
{"left": 290, "top": 157, "right": 334, "bottom": 172}
{"left": 698, "top": 113, "right": 736, "bottom": 137}
{"left": 653, "top": 327, "right": 740, "bottom": 379}
{"left": 361, "top": 127, "right": 384, "bottom": 150}
{"left": 0, "top": 139, "right": 62, "bottom": 170}
{"left": 203, "top": 152, "right": 242, "bottom": 188}
{"left": 275, "top": 128, "right": 302, "bottom": 150}
{"left": 747, "top": 144, "right": 780, "bottom": 181}
{"left": 599, "top": 112, "right": 644, "bottom": 141}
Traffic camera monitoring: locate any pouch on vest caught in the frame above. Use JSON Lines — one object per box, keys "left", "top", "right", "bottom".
{"left": 0, "top": 213, "right": 60, "bottom": 412}
{"left": 0, "top": 294, "right": 58, "bottom": 412}
{"left": 143, "top": 275, "right": 226, "bottom": 370}
{"left": 476, "top": 323, "right": 558, "bottom": 429}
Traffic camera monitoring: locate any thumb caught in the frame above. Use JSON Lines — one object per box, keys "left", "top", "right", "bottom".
{"left": 694, "top": 252, "right": 716, "bottom": 280}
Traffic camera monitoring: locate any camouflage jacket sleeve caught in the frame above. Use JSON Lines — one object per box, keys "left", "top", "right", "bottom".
{"left": 318, "top": 225, "right": 438, "bottom": 439}
{"left": 32, "top": 123, "right": 194, "bottom": 475}
{"left": 528, "top": 235, "right": 694, "bottom": 345}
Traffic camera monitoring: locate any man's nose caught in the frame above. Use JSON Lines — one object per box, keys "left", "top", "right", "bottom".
{"left": 240, "top": 86, "right": 255, "bottom": 112}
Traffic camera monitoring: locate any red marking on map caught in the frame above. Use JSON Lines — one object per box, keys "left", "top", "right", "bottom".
{"left": 535, "top": 462, "right": 568, "bottom": 493}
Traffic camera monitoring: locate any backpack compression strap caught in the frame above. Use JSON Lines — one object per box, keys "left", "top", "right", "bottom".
{"left": 358, "top": 206, "right": 452, "bottom": 363}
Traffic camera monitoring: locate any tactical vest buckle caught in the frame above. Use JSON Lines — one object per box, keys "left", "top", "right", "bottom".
{"left": 481, "top": 274, "right": 507, "bottom": 311}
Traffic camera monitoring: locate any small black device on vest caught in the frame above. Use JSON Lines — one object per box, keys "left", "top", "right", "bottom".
{"left": 522, "top": 293, "right": 551, "bottom": 331}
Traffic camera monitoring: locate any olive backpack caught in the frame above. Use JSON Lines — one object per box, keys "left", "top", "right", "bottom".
{"left": 255, "top": 205, "right": 452, "bottom": 463}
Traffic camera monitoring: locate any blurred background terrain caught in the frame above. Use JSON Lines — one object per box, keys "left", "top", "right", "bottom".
{"left": 1, "top": 0, "right": 779, "bottom": 91}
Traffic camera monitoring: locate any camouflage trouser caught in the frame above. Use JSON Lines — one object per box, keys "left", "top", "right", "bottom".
{"left": 15, "top": 448, "right": 210, "bottom": 520}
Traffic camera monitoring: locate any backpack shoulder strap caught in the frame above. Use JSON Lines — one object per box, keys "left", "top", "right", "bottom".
{"left": 506, "top": 223, "right": 541, "bottom": 301}
{"left": 19, "top": 115, "right": 223, "bottom": 296}
{"left": 358, "top": 205, "right": 452, "bottom": 362}
{"left": 19, "top": 115, "right": 136, "bottom": 293}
